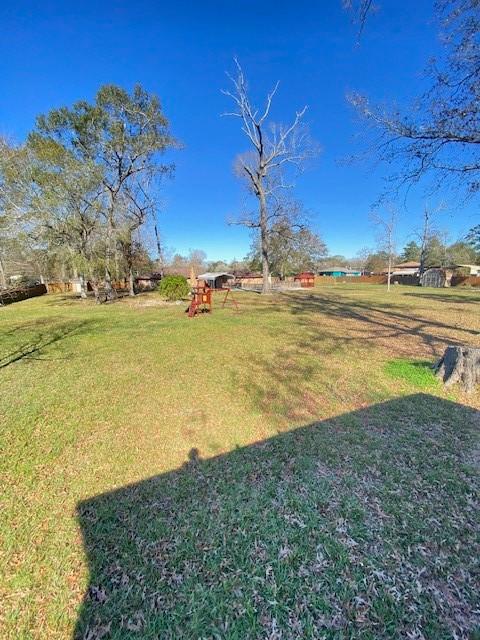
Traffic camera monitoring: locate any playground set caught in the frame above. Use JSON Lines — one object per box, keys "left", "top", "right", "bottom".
{"left": 187, "top": 282, "right": 239, "bottom": 318}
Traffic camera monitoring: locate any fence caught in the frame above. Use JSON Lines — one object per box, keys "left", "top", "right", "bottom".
{"left": 46, "top": 281, "right": 73, "bottom": 294}
{"left": 315, "top": 275, "right": 388, "bottom": 285}
{"left": 391, "top": 274, "right": 420, "bottom": 286}
{"left": 236, "top": 276, "right": 295, "bottom": 287}
{"left": 46, "top": 279, "right": 128, "bottom": 294}
{"left": 237, "top": 281, "right": 301, "bottom": 292}
{"left": 315, "top": 274, "right": 480, "bottom": 288}
{"left": 0, "top": 284, "right": 47, "bottom": 305}
{"left": 451, "top": 275, "right": 480, "bottom": 288}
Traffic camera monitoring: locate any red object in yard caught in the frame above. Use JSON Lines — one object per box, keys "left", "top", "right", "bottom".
{"left": 220, "top": 287, "right": 239, "bottom": 311}
{"left": 188, "top": 285, "right": 212, "bottom": 317}
{"left": 187, "top": 285, "right": 239, "bottom": 318}
{"left": 294, "top": 272, "right": 315, "bottom": 288}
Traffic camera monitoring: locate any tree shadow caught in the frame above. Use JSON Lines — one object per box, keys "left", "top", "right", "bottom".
{"left": 0, "top": 320, "right": 92, "bottom": 369}
{"left": 75, "top": 394, "right": 479, "bottom": 639}
{"left": 404, "top": 291, "right": 480, "bottom": 304}
{"left": 42, "top": 294, "right": 86, "bottom": 306}
{"left": 275, "top": 291, "right": 479, "bottom": 356}
{"left": 231, "top": 290, "right": 476, "bottom": 421}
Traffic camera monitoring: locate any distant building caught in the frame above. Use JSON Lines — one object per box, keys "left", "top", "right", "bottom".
{"left": 135, "top": 273, "right": 163, "bottom": 290}
{"left": 294, "top": 272, "right": 315, "bottom": 287}
{"left": 197, "top": 272, "right": 235, "bottom": 289}
{"left": 389, "top": 261, "right": 421, "bottom": 276}
{"left": 454, "top": 264, "right": 480, "bottom": 276}
{"left": 420, "top": 267, "right": 454, "bottom": 288}
{"left": 317, "top": 267, "right": 361, "bottom": 277}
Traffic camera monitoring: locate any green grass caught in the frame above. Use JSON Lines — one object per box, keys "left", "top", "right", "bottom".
{"left": 1, "top": 284, "right": 479, "bottom": 639}
{"left": 384, "top": 359, "right": 440, "bottom": 389}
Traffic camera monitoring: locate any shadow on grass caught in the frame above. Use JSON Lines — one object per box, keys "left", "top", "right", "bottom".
{"left": 75, "top": 394, "right": 479, "bottom": 639}
{"left": 274, "top": 291, "right": 479, "bottom": 356}
{"left": 404, "top": 291, "right": 480, "bottom": 304}
{"left": 0, "top": 320, "right": 92, "bottom": 369}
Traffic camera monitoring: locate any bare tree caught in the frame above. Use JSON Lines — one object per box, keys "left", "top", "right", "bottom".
{"left": 247, "top": 199, "right": 327, "bottom": 279}
{"left": 223, "top": 59, "right": 318, "bottom": 293}
{"left": 154, "top": 220, "right": 165, "bottom": 277}
{"left": 353, "top": 246, "right": 372, "bottom": 274}
{"left": 416, "top": 202, "right": 446, "bottom": 275}
{"left": 371, "top": 205, "right": 397, "bottom": 291}
{"left": 348, "top": 0, "right": 480, "bottom": 200}
{"left": 343, "top": 0, "right": 376, "bottom": 39}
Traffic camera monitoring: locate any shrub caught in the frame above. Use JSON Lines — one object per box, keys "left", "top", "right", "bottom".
{"left": 157, "top": 275, "right": 190, "bottom": 301}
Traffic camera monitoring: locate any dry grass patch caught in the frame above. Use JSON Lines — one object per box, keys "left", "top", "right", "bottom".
{"left": 0, "top": 284, "right": 479, "bottom": 639}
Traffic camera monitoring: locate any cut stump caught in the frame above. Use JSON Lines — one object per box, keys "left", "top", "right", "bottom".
{"left": 435, "top": 346, "right": 480, "bottom": 393}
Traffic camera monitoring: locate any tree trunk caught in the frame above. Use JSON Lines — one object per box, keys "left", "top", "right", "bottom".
{"left": 104, "top": 193, "right": 115, "bottom": 294}
{"left": 154, "top": 223, "right": 164, "bottom": 277}
{"left": 387, "top": 253, "right": 392, "bottom": 292}
{"left": 0, "top": 253, "right": 7, "bottom": 289}
{"left": 128, "top": 265, "right": 135, "bottom": 297}
{"left": 419, "top": 215, "right": 429, "bottom": 276}
{"left": 79, "top": 273, "right": 88, "bottom": 299}
{"left": 435, "top": 346, "right": 480, "bottom": 393}
{"left": 419, "top": 246, "right": 427, "bottom": 276}
{"left": 259, "top": 192, "right": 270, "bottom": 294}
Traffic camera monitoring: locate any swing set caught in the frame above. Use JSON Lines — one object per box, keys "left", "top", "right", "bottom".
{"left": 187, "top": 283, "right": 239, "bottom": 318}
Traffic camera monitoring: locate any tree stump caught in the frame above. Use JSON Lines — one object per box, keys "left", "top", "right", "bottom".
{"left": 435, "top": 346, "right": 480, "bottom": 393}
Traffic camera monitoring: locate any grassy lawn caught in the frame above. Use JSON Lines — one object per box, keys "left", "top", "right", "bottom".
{"left": 1, "top": 284, "right": 479, "bottom": 639}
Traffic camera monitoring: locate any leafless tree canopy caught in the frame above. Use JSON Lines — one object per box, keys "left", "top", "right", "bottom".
{"left": 223, "top": 59, "right": 318, "bottom": 293}
{"left": 343, "top": 0, "right": 377, "bottom": 38}
{"left": 371, "top": 204, "right": 397, "bottom": 291}
{"left": 348, "top": 0, "right": 480, "bottom": 199}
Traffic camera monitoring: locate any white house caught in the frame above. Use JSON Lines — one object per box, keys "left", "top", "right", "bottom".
{"left": 455, "top": 264, "right": 480, "bottom": 276}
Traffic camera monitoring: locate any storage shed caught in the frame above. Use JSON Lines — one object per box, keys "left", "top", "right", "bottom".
{"left": 420, "top": 268, "right": 454, "bottom": 288}
{"left": 197, "top": 272, "right": 234, "bottom": 289}
{"left": 294, "top": 272, "right": 315, "bottom": 288}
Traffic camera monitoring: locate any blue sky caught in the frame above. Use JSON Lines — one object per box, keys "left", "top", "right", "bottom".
{"left": 1, "top": 1, "right": 478, "bottom": 261}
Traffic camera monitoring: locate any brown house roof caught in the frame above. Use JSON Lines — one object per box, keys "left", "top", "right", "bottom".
{"left": 394, "top": 261, "right": 421, "bottom": 269}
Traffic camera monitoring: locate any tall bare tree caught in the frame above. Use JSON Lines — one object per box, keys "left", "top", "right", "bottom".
{"left": 247, "top": 199, "right": 327, "bottom": 278}
{"left": 371, "top": 205, "right": 397, "bottom": 291}
{"left": 223, "top": 60, "right": 318, "bottom": 293}
{"left": 343, "top": 0, "right": 376, "bottom": 39}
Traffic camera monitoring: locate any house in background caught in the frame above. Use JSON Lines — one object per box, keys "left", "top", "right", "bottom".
{"left": 317, "top": 267, "right": 361, "bottom": 277}
{"left": 135, "top": 273, "right": 163, "bottom": 290}
{"left": 390, "top": 261, "right": 421, "bottom": 277}
{"left": 454, "top": 264, "right": 480, "bottom": 276}
{"left": 233, "top": 272, "right": 263, "bottom": 288}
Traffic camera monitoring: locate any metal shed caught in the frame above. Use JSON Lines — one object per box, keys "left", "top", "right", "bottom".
{"left": 420, "top": 268, "right": 453, "bottom": 288}
{"left": 197, "top": 272, "right": 235, "bottom": 289}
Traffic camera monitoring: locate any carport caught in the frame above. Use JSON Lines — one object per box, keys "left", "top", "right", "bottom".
{"left": 197, "top": 272, "right": 235, "bottom": 289}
